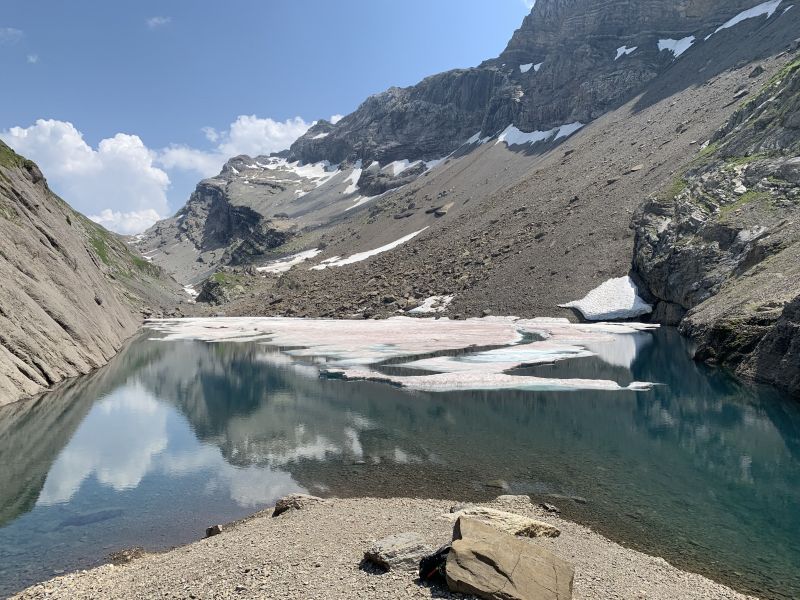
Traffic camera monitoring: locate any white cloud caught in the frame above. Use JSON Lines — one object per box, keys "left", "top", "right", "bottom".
{"left": 146, "top": 16, "right": 171, "bottom": 29}
{"left": 159, "top": 115, "right": 313, "bottom": 178}
{"left": 330, "top": 114, "right": 344, "bottom": 124}
{"left": 89, "top": 208, "right": 164, "bottom": 235}
{"left": 26, "top": 54, "right": 38, "bottom": 64}
{"left": 1, "top": 119, "right": 170, "bottom": 234}
{"left": 0, "top": 27, "right": 23, "bottom": 45}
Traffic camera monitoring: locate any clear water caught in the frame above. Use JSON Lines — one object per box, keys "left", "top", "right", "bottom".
{"left": 0, "top": 327, "right": 798, "bottom": 599}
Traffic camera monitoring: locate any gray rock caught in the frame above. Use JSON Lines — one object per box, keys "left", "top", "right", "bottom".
{"left": 363, "top": 532, "right": 431, "bottom": 571}
{"left": 446, "top": 517, "right": 574, "bottom": 600}
{"left": 446, "top": 506, "right": 560, "bottom": 538}
{"left": 272, "top": 494, "right": 325, "bottom": 517}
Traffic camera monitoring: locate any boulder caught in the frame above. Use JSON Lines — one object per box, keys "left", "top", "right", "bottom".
{"left": 272, "top": 494, "right": 325, "bottom": 517}
{"left": 446, "top": 506, "right": 560, "bottom": 538}
{"left": 495, "top": 495, "right": 532, "bottom": 506}
{"left": 363, "top": 532, "right": 431, "bottom": 571}
{"left": 446, "top": 517, "right": 574, "bottom": 600}
{"left": 205, "top": 524, "right": 223, "bottom": 537}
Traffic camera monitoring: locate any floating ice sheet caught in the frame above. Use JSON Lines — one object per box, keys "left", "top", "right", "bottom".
{"left": 145, "top": 316, "right": 658, "bottom": 393}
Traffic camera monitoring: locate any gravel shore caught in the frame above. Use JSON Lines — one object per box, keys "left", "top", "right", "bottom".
{"left": 13, "top": 496, "right": 756, "bottom": 600}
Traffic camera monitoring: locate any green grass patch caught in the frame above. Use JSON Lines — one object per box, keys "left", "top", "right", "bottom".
{"left": 90, "top": 235, "right": 110, "bottom": 265}
{"left": 662, "top": 177, "right": 688, "bottom": 201}
{"left": 0, "top": 141, "right": 23, "bottom": 169}
{"left": 719, "top": 191, "right": 772, "bottom": 219}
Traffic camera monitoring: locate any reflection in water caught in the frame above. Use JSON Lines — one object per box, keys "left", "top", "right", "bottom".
{"left": 0, "top": 328, "right": 798, "bottom": 599}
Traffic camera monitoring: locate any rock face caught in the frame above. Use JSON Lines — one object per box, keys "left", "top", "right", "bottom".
{"left": 446, "top": 517, "right": 574, "bottom": 600}
{"left": 363, "top": 532, "right": 431, "bottom": 571}
{"left": 287, "top": 0, "right": 763, "bottom": 166}
{"left": 634, "top": 58, "right": 800, "bottom": 394}
{"left": 0, "top": 142, "right": 181, "bottom": 404}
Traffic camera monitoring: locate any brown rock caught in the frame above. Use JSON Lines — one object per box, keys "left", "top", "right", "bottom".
{"left": 446, "top": 506, "right": 560, "bottom": 538}
{"left": 272, "top": 494, "right": 325, "bottom": 517}
{"left": 446, "top": 517, "right": 574, "bottom": 600}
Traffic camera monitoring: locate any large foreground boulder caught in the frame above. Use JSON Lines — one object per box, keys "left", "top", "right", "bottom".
{"left": 446, "top": 518, "right": 574, "bottom": 600}
{"left": 446, "top": 506, "right": 560, "bottom": 538}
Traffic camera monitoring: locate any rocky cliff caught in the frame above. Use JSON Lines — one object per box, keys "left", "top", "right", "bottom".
{"left": 287, "top": 0, "right": 766, "bottom": 166}
{"left": 634, "top": 57, "right": 800, "bottom": 395}
{"left": 0, "top": 142, "right": 182, "bottom": 405}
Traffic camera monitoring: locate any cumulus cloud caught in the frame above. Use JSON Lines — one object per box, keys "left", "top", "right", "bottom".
{"left": 0, "top": 119, "right": 170, "bottom": 234}
{"left": 146, "top": 16, "right": 171, "bottom": 29}
{"left": 0, "top": 27, "right": 23, "bottom": 45}
{"left": 330, "top": 114, "right": 344, "bottom": 124}
{"left": 26, "top": 54, "right": 38, "bottom": 64}
{"left": 522, "top": 0, "right": 536, "bottom": 9}
{"left": 160, "top": 115, "right": 313, "bottom": 178}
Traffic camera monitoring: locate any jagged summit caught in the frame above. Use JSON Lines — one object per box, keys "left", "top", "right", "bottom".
{"left": 287, "top": 0, "right": 780, "bottom": 166}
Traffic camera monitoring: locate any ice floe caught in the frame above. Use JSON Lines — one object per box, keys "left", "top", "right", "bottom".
{"left": 615, "top": 45, "right": 637, "bottom": 60}
{"left": 256, "top": 249, "right": 322, "bottom": 274}
{"left": 658, "top": 36, "right": 695, "bottom": 58}
{"left": 145, "top": 316, "right": 659, "bottom": 393}
{"left": 310, "top": 228, "right": 428, "bottom": 270}
{"left": 705, "top": 0, "right": 783, "bottom": 40}
{"left": 559, "top": 276, "right": 653, "bottom": 321}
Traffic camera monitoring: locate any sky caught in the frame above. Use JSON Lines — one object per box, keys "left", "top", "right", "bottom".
{"left": 0, "top": 1, "right": 533, "bottom": 234}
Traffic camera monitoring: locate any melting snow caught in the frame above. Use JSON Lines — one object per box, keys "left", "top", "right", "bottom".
{"left": 533, "top": 62, "right": 543, "bottom": 72}
{"left": 343, "top": 161, "right": 363, "bottom": 195}
{"left": 256, "top": 249, "right": 322, "bottom": 274}
{"left": 409, "top": 295, "right": 454, "bottom": 314}
{"left": 382, "top": 159, "right": 421, "bottom": 177}
{"left": 310, "top": 228, "right": 428, "bottom": 269}
{"left": 658, "top": 36, "right": 695, "bottom": 58}
{"left": 559, "top": 276, "right": 653, "bottom": 321}
{"left": 615, "top": 46, "right": 637, "bottom": 60}
{"left": 520, "top": 63, "right": 534, "bottom": 73}
{"left": 465, "top": 131, "right": 493, "bottom": 146}
{"left": 145, "top": 316, "right": 658, "bottom": 393}
{"left": 497, "top": 122, "right": 585, "bottom": 146}
{"left": 312, "top": 132, "right": 329, "bottom": 140}
{"left": 705, "top": 0, "right": 783, "bottom": 40}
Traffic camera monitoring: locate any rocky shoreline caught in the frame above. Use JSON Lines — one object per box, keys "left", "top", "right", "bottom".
{"left": 13, "top": 495, "right": 757, "bottom": 600}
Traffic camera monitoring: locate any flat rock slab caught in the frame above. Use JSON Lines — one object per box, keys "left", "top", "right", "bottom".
{"left": 445, "top": 506, "right": 560, "bottom": 538}
{"left": 364, "top": 532, "right": 431, "bottom": 571}
{"left": 272, "top": 494, "right": 325, "bottom": 517}
{"left": 447, "top": 517, "right": 574, "bottom": 600}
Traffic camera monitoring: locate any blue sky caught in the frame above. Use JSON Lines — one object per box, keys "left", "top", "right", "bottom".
{"left": 0, "top": 1, "right": 532, "bottom": 233}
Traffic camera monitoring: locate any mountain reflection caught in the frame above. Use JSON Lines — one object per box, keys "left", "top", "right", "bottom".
{"left": 0, "top": 328, "right": 798, "bottom": 598}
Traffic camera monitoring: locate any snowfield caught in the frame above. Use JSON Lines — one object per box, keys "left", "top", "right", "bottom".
{"left": 310, "top": 228, "right": 428, "bottom": 269}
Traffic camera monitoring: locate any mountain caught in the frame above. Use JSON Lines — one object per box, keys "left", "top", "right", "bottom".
{"left": 634, "top": 55, "right": 800, "bottom": 394}
{"left": 141, "top": 0, "right": 800, "bottom": 395}
{"left": 0, "top": 142, "right": 183, "bottom": 404}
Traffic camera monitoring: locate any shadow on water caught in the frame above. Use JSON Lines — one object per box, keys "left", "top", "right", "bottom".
{"left": 0, "top": 328, "right": 798, "bottom": 599}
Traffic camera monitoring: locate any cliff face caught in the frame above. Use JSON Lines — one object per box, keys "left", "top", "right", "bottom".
{"left": 287, "top": 0, "right": 764, "bottom": 165}
{"left": 0, "top": 142, "right": 181, "bottom": 405}
{"left": 634, "top": 58, "right": 800, "bottom": 395}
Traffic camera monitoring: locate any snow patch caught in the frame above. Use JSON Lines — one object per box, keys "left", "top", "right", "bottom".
{"left": 520, "top": 63, "right": 533, "bottom": 73}
{"left": 312, "top": 132, "right": 329, "bottom": 140}
{"left": 559, "top": 276, "right": 653, "bottom": 321}
{"left": 658, "top": 36, "right": 695, "bottom": 58}
{"left": 615, "top": 46, "right": 637, "bottom": 60}
{"left": 310, "top": 228, "right": 428, "bottom": 270}
{"left": 497, "top": 122, "right": 585, "bottom": 147}
{"left": 343, "top": 161, "right": 363, "bottom": 195}
{"left": 409, "top": 295, "right": 453, "bottom": 314}
{"left": 705, "top": 0, "right": 783, "bottom": 40}
{"left": 256, "top": 249, "right": 322, "bottom": 274}
{"left": 465, "top": 131, "right": 493, "bottom": 146}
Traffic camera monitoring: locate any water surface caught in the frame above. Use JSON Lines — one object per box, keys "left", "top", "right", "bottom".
{"left": 0, "top": 327, "right": 798, "bottom": 599}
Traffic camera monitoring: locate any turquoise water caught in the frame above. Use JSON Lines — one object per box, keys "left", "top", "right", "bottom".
{"left": 0, "top": 327, "right": 798, "bottom": 599}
